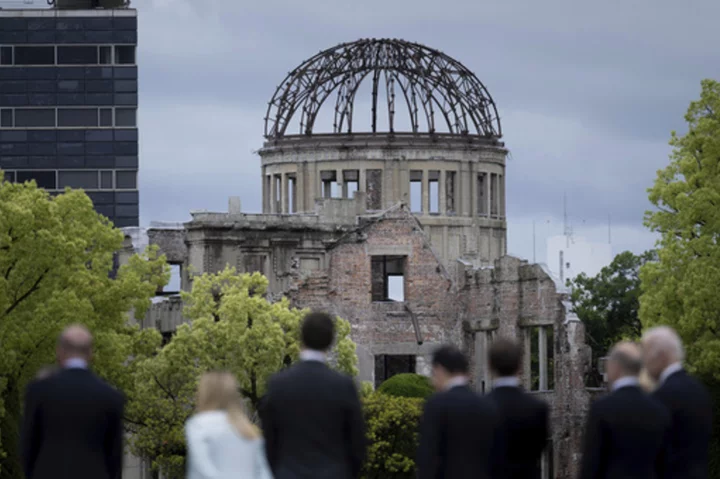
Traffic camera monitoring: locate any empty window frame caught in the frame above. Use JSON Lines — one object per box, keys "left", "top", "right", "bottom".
{"left": 366, "top": 169, "right": 383, "bottom": 210}
{"left": 410, "top": 170, "right": 423, "bottom": 213}
{"left": 15, "top": 109, "right": 55, "bottom": 128}
{"left": 115, "top": 46, "right": 136, "bottom": 65}
{"left": 320, "top": 170, "right": 337, "bottom": 198}
{"left": 490, "top": 173, "right": 499, "bottom": 217}
{"left": 371, "top": 255, "right": 406, "bottom": 302}
{"left": 428, "top": 170, "right": 440, "bottom": 214}
{"left": 477, "top": 173, "right": 488, "bottom": 216}
{"left": 162, "top": 264, "right": 182, "bottom": 294}
{"left": 116, "top": 171, "right": 137, "bottom": 190}
{"left": 526, "top": 325, "right": 555, "bottom": 391}
{"left": 16, "top": 171, "right": 57, "bottom": 189}
{"left": 342, "top": 170, "right": 359, "bottom": 199}
{"left": 374, "top": 354, "right": 417, "bottom": 388}
{"left": 58, "top": 108, "right": 99, "bottom": 128}
{"left": 446, "top": 171, "right": 456, "bottom": 215}
{"left": 14, "top": 46, "right": 54, "bottom": 65}
{"left": 273, "top": 174, "right": 281, "bottom": 213}
{"left": 287, "top": 173, "right": 297, "bottom": 213}
{"left": 474, "top": 329, "right": 496, "bottom": 394}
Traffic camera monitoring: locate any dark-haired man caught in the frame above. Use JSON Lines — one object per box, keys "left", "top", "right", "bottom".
{"left": 260, "top": 311, "right": 366, "bottom": 479}
{"left": 21, "top": 325, "right": 125, "bottom": 479}
{"left": 487, "top": 337, "right": 549, "bottom": 479}
{"left": 579, "top": 341, "right": 671, "bottom": 479}
{"left": 417, "top": 345, "right": 502, "bottom": 479}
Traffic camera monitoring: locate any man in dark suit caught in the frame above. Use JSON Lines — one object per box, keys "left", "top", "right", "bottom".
{"left": 579, "top": 341, "right": 671, "bottom": 479}
{"left": 20, "top": 325, "right": 125, "bottom": 479}
{"left": 260, "top": 311, "right": 366, "bottom": 479}
{"left": 487, "top": 337, "right": 548, "bottom": 479}
{"left": 642, "top": 326, "right": 713, "bottom": 479}
{"left": 417, "top": 345, "right": 503, "bottom": 479}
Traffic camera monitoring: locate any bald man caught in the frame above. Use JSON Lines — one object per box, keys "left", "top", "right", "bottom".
{"left": 642, "top": 327, "right": 713, "bottom": 479}
{"left": 579, "top": 341, "right": 670, "bottom": 479}
{"left": 20, "top": 325, "right": 125, "bottom": 479}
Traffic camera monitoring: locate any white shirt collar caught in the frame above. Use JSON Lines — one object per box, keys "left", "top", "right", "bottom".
{"left": 611, "top": 376, "right": 639, "bottom": 392}
{"left": 64, "top": 358, "right": 88, "bottom": 369}
{"left": 445, "top": 376, "right": 469, "bottom": 390}
{"left": 493, "top": 376, "right": 520, "bottom": 388}
{"left": 658, "top": 362, "right": 683, "bottom": 386}
{"left": 300, "top": 349, "right": 326, "bottom": 363}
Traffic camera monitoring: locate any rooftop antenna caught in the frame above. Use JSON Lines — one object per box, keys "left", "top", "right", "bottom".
{"left": 532, "top": 220, "right": 536, "bottom": 263}
{"left": 563, "top": 192, "right": 572, "bottom": 248}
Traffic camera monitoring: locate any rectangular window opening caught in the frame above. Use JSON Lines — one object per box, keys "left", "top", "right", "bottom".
{"left": 99, "top": 108, "right": 113, "bottom": 127}
{"left": 100, "top": 171, "right": 113, "bottom": 189}
{"left": 410, "top": 170, "right": 422, "bottom": 213}
{"left": 477, "top": 173, "right": 488, "bottom": 216}
{"left": 371, "top": 255, "right": 406, "bottom": 302}
{"left": 288, "top": 174, "right": 297, "bottom": 213}
{"left": 446, "top": 171, "right": 456, "bottom": 215}
{"left": 57, "top": 46, "right": 98, "bottom": 65}
{"left": 490, "top": 173, "right": 499, "bottom": 217}
{"left": 58, "top": 108, "right": 99, "bottom": 128}
{"left": 0, "top": 109, "right": 13, "bottom": 128}
{"left": 58, "top": 170, "right": 99, "bottom": 190}
{"left": 15, "top": 109, "right": 55, "bottom": 128}
{"left": 429, "top": 170, "right": 440, "bottom": 214}
{"left": 320, "top": 170, "right": 337, "bottom": 198}
{"left": 273, "top": 174, "right": 281, "bottom": 213}
{"left": 342, "top": 170, "right": 359, "bottom": 199}
{"left": 99, "top": 46, "right": 113, "bottom": 65}
{"left": 114, "top": 46, "right": 136, "bottom": 65}
{"left": 163, "top": 264, "right": 182, "bottom": 294}
{"left": 115, "top": 108, "right": 137, "bottom": 127}
{"left": 374, "top": 354, "right": 417, "bottom": 388}
{"left": 116, "top": 171, "right": 137, "bottom": 190}
{"left": 528, "top": 325, "right": 554, "bottom": 392}
{"left": 0, "top": 46, "right": 13, "bottom": 66}
{"left": 16, "top": 171, "right": 56, "bottom": 190}
{"left": 14, "top": 46, "right": 54, "bottom": 66}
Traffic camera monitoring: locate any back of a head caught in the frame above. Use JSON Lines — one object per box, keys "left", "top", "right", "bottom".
{"left": 608, "top": 341, "right": 643, "bottom": 378}
{"left": 57, "top": 324, "right": 93, "bottom": 363}
{"left": 196, "top": 371, "right": 258, "bottom": 440}
{"left": 432, "top": 345, "right": 469, "bottom": 375}
{"left": 642, "top": 326, "right": 684, "bottom": 362}
{"left": 301, "top": 311, "right": 335, "bottom": 352}
{"left": 488, "top": 337, "right": 523, "bottom": 377}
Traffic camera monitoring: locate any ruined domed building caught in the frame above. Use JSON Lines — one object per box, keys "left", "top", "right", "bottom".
{"left": 130, "top": 39, "right": 600, "bottom": 479}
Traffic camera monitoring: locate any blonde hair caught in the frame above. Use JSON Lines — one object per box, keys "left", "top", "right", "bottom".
{"left": 196, "top": 371, "right": 259, "bottom": 440}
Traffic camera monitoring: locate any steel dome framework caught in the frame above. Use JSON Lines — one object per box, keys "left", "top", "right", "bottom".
{"left": 264, "top": 39, "right": 502, "bottom": 139}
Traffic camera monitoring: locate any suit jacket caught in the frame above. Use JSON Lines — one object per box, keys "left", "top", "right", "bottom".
{"left": 488, "top": 385, "right": 549, "bottom": 479}
{"left": 259, "top": 360, "right": 366, "bottom": 479}
{"left": 20, "top": 367, "right": 125, "bottom": 479}
{"left": 579, "top": 384, "right": 670, "bottom": 479}
{"left": 653, "top": 369, "right": 713, "bottom": 479}
{"left": 417, "top": 384, "right": 503, "bottom": 479}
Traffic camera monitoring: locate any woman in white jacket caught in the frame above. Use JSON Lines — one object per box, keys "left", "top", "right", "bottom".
{"left": 185, "top": 371, "right": 273, "bottom": 479}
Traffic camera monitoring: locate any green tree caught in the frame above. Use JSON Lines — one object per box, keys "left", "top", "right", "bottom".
{"left": 0, "top": 175, "right": 169, "bottom": 478}
{"left": 569, "top": 250, "right": 657, "bottom": 385}
{"left": 127, "top": 266, "right": 358, "bottom": 477}
{"left": 639, "top": 79, "right": 720, "bottom": 377}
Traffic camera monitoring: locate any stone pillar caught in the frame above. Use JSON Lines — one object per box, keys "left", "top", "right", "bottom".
{"left": 439, "top": 170, "right": 446, "bottom": 215}
{"left": 539, "top": 326, "right": 548, "bottom": 391}
{"left": 281, "top": 173, "right": 289, "bottom": 213}
{"left": 270, "top": 174, "right": 278, "bottom": 213}
{"left": 422, "top": 169, "right": 429, "bottom": 214}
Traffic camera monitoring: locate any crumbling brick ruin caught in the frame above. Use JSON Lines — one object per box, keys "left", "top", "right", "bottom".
{"left": 125, "top": 39, "right": 599, "bottom": 478}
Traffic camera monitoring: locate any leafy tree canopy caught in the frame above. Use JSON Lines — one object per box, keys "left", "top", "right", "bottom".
{"left": 0, "top": 175, "right": 169, "bottom": 478}
{"left": 639, "top": 79, "right": 720, "bottom": 378}
{"left": 127, "top": 266, "right": 358, "bottom": 476}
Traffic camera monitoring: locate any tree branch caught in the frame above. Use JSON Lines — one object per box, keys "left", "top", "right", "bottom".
{"left": 152, "top": 374, "right": 177, "bottom": 402}
{"left": 3, "top": 268, "right": 49, "bottom": 317}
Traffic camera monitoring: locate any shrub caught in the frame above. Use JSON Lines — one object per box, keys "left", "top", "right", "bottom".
{"left": 361, "top": 392, "right": 423, "bottom": 479}
{"left": 378, "top": 373, "right": 434, "bottom": 399}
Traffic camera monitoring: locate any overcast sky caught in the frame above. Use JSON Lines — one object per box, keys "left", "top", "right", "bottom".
{"left": 131, "top": 0, "right": 719, "bottom": 267}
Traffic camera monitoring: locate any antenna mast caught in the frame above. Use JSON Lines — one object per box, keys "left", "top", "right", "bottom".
{"left": 563, "top": 192, "right": 572, "bottom": 247}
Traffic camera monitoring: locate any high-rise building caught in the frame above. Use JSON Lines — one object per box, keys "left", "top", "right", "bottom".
{"left": 0, "top": 1, "right": 138, "bottom": 227}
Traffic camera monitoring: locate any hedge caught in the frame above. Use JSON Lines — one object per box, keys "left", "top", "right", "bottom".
{"left": 377, "top": 373, "right": 434, "bottom": 399}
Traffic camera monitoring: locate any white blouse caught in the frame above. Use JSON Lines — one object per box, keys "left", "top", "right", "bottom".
{"left": 185, "top": 410, "right": 273, "bottom": 479}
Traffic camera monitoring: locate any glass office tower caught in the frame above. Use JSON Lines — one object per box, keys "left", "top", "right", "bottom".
{"left": 0, "top": 6, "right": 139, "bottom": 227}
